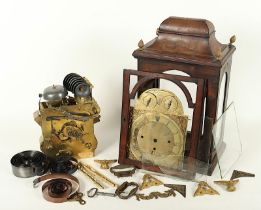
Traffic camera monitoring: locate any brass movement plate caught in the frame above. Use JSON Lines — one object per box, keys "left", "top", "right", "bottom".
{"left": 35, "top": 97, "right": 100, "bottom": 159}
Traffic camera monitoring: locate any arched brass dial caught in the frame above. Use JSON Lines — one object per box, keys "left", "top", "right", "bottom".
{"left": 128, "top": 89, "right": 188, "bottom": 169}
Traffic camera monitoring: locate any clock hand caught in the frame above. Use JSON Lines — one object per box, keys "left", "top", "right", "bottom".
{"left": 167, "top": 100, "right": 172, "bottom": 109}
{"left": 146, "top": 98, "right": 152, "bottom": 107}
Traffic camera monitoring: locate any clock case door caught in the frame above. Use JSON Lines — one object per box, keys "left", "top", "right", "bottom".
{"left": 119, "top": 69, "right": 206, "bottom": 179}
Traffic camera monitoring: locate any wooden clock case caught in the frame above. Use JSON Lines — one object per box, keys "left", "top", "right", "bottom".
{"left": 119, "top": 16, "right": 236, "bottom": 177}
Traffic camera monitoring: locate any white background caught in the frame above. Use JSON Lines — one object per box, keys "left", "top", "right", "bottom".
{"left": 0, "top": 0, "right": 261, "bottom": 210}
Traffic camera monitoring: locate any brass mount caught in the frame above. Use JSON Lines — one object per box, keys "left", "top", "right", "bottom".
{"left": 139, "top": 174, "right": 164, "bottom": 190}
{"left": 194, "top": 181, "right": 219, "bottom": 197}
{"left": 214, "top": 179, "right": 239, "bottom": 192}
{"left": 94, "top": 159, "right": 117, "bottom": 169}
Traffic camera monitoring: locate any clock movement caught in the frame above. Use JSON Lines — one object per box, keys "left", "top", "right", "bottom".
{"left": 34, "top": 73, "right": 100, "bottom": 159}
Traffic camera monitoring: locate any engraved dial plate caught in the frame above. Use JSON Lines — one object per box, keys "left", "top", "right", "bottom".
{"left": 128, "top": 89, "right": 188, "bottom": 169}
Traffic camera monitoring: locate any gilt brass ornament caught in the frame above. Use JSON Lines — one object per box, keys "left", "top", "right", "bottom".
{"left": 214, "top": 179, "right": 239, "bottom": 192}
{"left": 164, "top": 184, "right": 186, "bottom": 198}
{"left": 128, "top": 89, "right": 188, "bottom": 169}
{"left": 94, "top": 159, "right": 117, "bottom": 169}
{"left": 136, "top": 189, "right": 176, "bottom": 201}
{"left": 193, "top": 181, "right": 219, "bottom": 197}
{"left": 139, "top": 174, "right": 164, "bottom": 190}
{"left": 230, "top": 170, "right": 255, "bottom": 180}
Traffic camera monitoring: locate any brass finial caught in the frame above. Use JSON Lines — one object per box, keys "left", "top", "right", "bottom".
{"left": 214, "top": 179, "right": 239, "bottom": 192}
{"left": 229, "top": 35, "right": 236, "bottom": 45}
{"left": 94, "top": 159, "right": 117, "bottom": 169}
{"left": 215, "top": 47, "right": 222, "bottom": 60}
{"left": 138, "top": 39, "right": 144, "bottom": 50}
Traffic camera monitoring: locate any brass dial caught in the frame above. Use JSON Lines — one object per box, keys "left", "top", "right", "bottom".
{"left": 128, "top": 88, "right": 188, "bottom": 169}
{"left": 130, "top": 112, "right": 185, "bottom": 169}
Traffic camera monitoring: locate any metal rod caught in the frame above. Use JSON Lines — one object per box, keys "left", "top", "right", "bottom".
{"left": 77, "top": 162, "right": 105, "bottom": 189}
{"left": 80, "top": 162, "right": 118, "bottom": 188}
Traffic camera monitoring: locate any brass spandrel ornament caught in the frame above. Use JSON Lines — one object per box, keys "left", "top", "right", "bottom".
{"left": 164, "top": 184, "right": 186, "bottom": 198}
{"left": 34, "top": 73, "right": 101, "bottom": 159}
{"left": 214, "top": 179, "right": 239, "bottom": 192}
{"left": 139, "top": 174, "right": 164, "bottom": 190}
{"left": 194, "top": 181, "right": 219, "bottom": 197}
{"left": 230, "top": 170, "right": 255, "bottom": 180}
{"left": 94, "top": 159, "right": 117, "bottom": 169}
{"left": 128, "top": 88, "right": 188, "bottom": 169}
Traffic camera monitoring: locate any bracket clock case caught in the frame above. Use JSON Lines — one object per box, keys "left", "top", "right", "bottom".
{"left": 119, "top": 17, "right": 236, "bottom": 178}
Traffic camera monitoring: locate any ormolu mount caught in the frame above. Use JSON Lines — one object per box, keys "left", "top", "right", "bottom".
{"left": 214, "top": 180, "right": 239, "bottom": 192}
{"left": 94, "top": 159, "right": 117, "bottom": 169}
{"left": 164, "top": 184, "right": 186, "bottom": 198}
{"left": 194, "top": 181, "right": 219, "bottom": 197}
{"left": 139, "top": 174, "right": 164, "bottom": 190}
{"left": 230, "top": 170, "right": 255, "bottom": 180}
{"left": 136, "top": 189, "right": 176, "bottom": 201}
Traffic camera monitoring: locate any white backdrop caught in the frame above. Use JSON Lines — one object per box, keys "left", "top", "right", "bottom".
{"left": 0, "top": 0, "right": 261, "bottom": 210}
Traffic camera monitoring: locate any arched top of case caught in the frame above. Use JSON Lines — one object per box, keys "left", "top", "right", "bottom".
{"left": 133, "top": 16, "right": 236, "bottom": 67}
